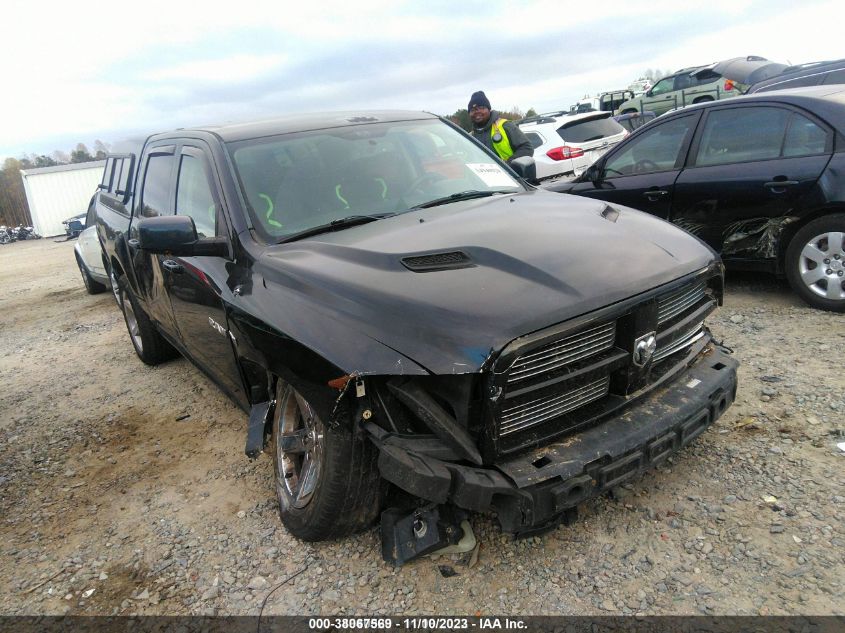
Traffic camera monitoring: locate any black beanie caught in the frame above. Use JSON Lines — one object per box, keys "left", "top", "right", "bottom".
{"left": 468, "top": 91, "right": 491, "bottom": 111}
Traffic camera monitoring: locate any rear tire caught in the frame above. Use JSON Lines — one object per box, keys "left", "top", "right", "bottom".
{"left": 271, "top": 380, "right": 382, "bottom": 541}
{"left": 76, "top": 255, "right": 107, "bottom": 295}
{"left": 785, "top": 213, "right": 845, "bottom": 312}
{"left": 118, "top": 277, "right": 178, "bottom": 364}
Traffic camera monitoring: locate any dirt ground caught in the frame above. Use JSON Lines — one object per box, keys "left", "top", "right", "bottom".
{"left": 0, "top": 238, "right": 842, "bottom": 616}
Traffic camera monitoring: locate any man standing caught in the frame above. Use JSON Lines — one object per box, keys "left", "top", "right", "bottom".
{"left": 467, "top": 91, "right": 533, "bottom": 163}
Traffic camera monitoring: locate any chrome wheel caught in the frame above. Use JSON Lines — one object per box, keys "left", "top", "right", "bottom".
{"left": 798, "top": 231, "right": 845, "bottom": 301}
{"left": 121, "top": 293, "right": 144, "bottom": 353}
{"left": 274, "top": 387, "right": 325, "bottom": 510}
{"left": 110, "top": 271, "right": 121, "bottom": 305}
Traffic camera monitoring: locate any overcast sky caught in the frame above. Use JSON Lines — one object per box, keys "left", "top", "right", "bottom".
{"left": 1, "top": 0, "right": 842, "bottom": 161}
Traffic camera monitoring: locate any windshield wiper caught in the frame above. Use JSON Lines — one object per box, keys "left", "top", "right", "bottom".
{"left": 411, "top": 190, "right": 513, "bottom": 210}
{"left": 278, "top": 213, "right": 394, "bottom": 243}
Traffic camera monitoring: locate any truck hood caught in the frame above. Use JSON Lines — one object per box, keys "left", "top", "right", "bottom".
{"left": 256, "top": 190, "right": 716, "bottom": 375}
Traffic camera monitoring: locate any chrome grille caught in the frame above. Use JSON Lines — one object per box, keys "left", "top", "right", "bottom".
{"left": 658, "top": 281, "right": 706, "bottom": 326}
{"left": 508, "top": 322, "right": 616, "bottom": 383}
{"left": 654, "top": 322, "right": 705, "bottom": 362}
{"left": 499, "top": 376, "right": 610, "bottom": 436}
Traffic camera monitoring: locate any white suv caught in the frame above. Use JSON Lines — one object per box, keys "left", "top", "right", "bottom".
{"left": 517, "top": 111, "right": 627, "bottom": 181}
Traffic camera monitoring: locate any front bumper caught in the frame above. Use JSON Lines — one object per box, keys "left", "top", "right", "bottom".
{"left": 374, "top": 344, "right": 738, "bottom": 534}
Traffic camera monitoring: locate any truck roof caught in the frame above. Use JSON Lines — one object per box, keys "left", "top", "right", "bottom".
{"left": 122, "top": 110, "right": 440, "bottom": 147}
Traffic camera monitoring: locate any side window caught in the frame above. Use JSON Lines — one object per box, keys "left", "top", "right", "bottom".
{"left": 85, "top": 198, "right": 97, "bottom": 226}
{"left": 175, "top": 153, "right": 218, "bottom": 238}
{"left": 603, "top": 116, "right": 695, "bottom": 177}
{"left": 523, "top": 132, "right": 544, "bottom": 149}
{"left": 116, "top": 157, "right": 132, "bottom": 194}
{"left": 822, "top": 69, "right": 845, "bottom": 85}
{"left": 112, "top": 159, "right": 124, "bottom": 193}
{"left": 673, "top": 74, "right": 692, "bottom": 91}
{"left": 695, "top": 107, "right": 789, "bottom": 167}
{"left": 101, "top": 158, "right": 115, "bottom": 189}
{"left": 649, "top": 77, "right": 674, "bottom": 96}
{"left": 690, "top": 70, "right": 720, "bottom": 87}
{"left": 783, "top": 113, "right": 830, "bottom": 157}
{"left": 780, "top": 75, "right": 824, "bottom": 89}
{"left": 140, "top": 153, "right": 175, "bottom": 218}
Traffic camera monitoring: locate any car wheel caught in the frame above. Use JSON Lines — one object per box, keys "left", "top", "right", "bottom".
{"left": 109, "top": 268, "right": 121, "bottom": 306}
{"left": 785, "top": 214, "right": 845, "bottom": 312}
{"left": 693, "top": 96, "right": 714, "bottom": 104}
{"left": 117, "top": 277, "right": 178, "bottom": 364}
{"left": 621, "top": 108, "right": 638, "bottom": 115}
{"left": 271, "top": 380, "right": 382, "bottom": 541}
{"left": 76, "top": 254, "right": 107, "bottom": 295}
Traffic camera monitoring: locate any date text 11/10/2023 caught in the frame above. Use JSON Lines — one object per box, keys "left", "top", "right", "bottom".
{"left": 307, "top": 617, "right": 527, "bottom": 630}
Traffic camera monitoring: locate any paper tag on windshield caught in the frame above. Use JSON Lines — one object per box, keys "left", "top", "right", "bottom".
{"left": 466, "top": 163, "right": 514, "bottom": 187}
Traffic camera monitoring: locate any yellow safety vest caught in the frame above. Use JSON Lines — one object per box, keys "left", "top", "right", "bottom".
{"left": 491, "top": 118, "right": 514, "bottom": 161}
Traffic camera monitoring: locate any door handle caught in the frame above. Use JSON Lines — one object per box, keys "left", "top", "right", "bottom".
{"left": 643, "top": 189, "right": 669, "bottom": 201}
{"left": 161, "top": 259, "right": 184, "bottom": 274}
{"left": 764, "top": 180, "right": 799, "bottom": 189}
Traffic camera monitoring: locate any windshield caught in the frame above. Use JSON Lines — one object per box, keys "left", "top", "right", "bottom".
{"left": 227, "top": 118, "right": 522, "bottom": 241}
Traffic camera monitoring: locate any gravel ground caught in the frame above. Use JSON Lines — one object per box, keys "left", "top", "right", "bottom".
{"left": 0, "top": 238, "right": 843, "bottom": 616}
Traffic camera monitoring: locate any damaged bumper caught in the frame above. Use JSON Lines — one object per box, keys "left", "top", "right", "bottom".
{"left": 371, "top": 345, "right": 738, "bottom": 534}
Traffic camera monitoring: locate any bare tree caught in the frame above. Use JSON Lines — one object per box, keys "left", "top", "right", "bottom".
{"left": 0, "top": 158, "right": 33, "bottom": 226}
{"left": 94, "top": 139, "right": 110, "bottom": 160}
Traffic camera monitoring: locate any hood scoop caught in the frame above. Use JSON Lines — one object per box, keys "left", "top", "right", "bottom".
{"left": 601, "top": 205, "right": 620, "bottom": 223}
{"left": 401, "top": 251, "right": 475, "bottom": 272}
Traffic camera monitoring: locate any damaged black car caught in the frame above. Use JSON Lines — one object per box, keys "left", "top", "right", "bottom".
{"left": 547, "top": 86, "right": 845, "bottom": 312}
{"left": 94, "top": 111, "right": 738, "bottom": 564}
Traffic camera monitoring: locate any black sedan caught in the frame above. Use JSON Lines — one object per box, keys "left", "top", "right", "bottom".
{"left": 547, "top": 86, "right": 845, "bottom": 312}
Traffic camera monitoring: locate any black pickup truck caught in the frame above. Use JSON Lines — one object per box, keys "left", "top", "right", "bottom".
{"left": 94, "top": 111, "right": 738, "bottom": 563}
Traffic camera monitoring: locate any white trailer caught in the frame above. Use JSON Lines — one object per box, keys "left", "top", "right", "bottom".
{"left": 20, "top": 161, "right": 105, "bottom": 237}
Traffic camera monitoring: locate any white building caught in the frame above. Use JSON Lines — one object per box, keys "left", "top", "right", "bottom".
{"left": 20, "top": 161, "right": 105, "bottom": 237}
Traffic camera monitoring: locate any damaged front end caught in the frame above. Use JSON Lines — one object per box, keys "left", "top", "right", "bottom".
{"left": 337, "top": 267, "right": 739, "bottom": 565}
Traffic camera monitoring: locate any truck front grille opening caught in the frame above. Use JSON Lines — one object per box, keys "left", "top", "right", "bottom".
{"left": 508, "top": 321, "right": 616, "bottom": 384}
{"left": 492, "top": 275, "right": 718, "bottom": 453}
{"left": 499, "top": 375, "right": 610, "bottom": 436}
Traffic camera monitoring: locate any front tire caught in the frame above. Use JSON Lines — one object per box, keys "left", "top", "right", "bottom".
{"left": 108, "top": 267, "right": 121, "bottom": 307}
{"left": 271, "top": 380, "right": 382, "bottom": 541}
{"left": 785, "top": 213, "right": 845, "bottom": 312}
{"left": 693, "top": 96, "right": 714, "bottom": 104}
{"left": 118, "top": 277, "right": 178, "bottom": 364}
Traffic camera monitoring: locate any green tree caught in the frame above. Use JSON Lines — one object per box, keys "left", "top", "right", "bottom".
{"left": 35, "top": 155, "right": 58, "bottom": 168}
{"left": 94, "top": 139, "right": 110, "bottom": 160}
{"left": 70, "top": 143, "right": 93, "bottom": 163}
{"left": 450, "top": 108, "right": 471, "bottom": 131}
{"left": 525, "top": 108, "right": 537, "bottom": 118}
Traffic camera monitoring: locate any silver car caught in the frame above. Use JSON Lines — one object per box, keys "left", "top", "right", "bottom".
{"left": 517, "top": 111, "right": 627, "bottom": 180}
{"left": 74, "top": 202, "right": 109, "bottom": 295}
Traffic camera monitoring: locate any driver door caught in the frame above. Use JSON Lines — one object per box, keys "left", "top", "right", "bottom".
{"left": 163, "top": 144, "right": 248, "bottom": 408}
{"left": 566, "top": 112, "right": 702, "bottom": 220}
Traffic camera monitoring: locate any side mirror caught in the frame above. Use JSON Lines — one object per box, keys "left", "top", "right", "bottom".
{"left": 136, "top": 215, "right": 228, "bottom": 257}
{"left": 509, "top": 156, "right": 537, "bottom": 183}
{"left": 584, "top": 164, "right": 602, "bottom": 183}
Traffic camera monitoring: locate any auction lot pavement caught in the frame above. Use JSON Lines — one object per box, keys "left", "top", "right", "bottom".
{"left": 0, "top": 238, "right": 842, "bottom": 616}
